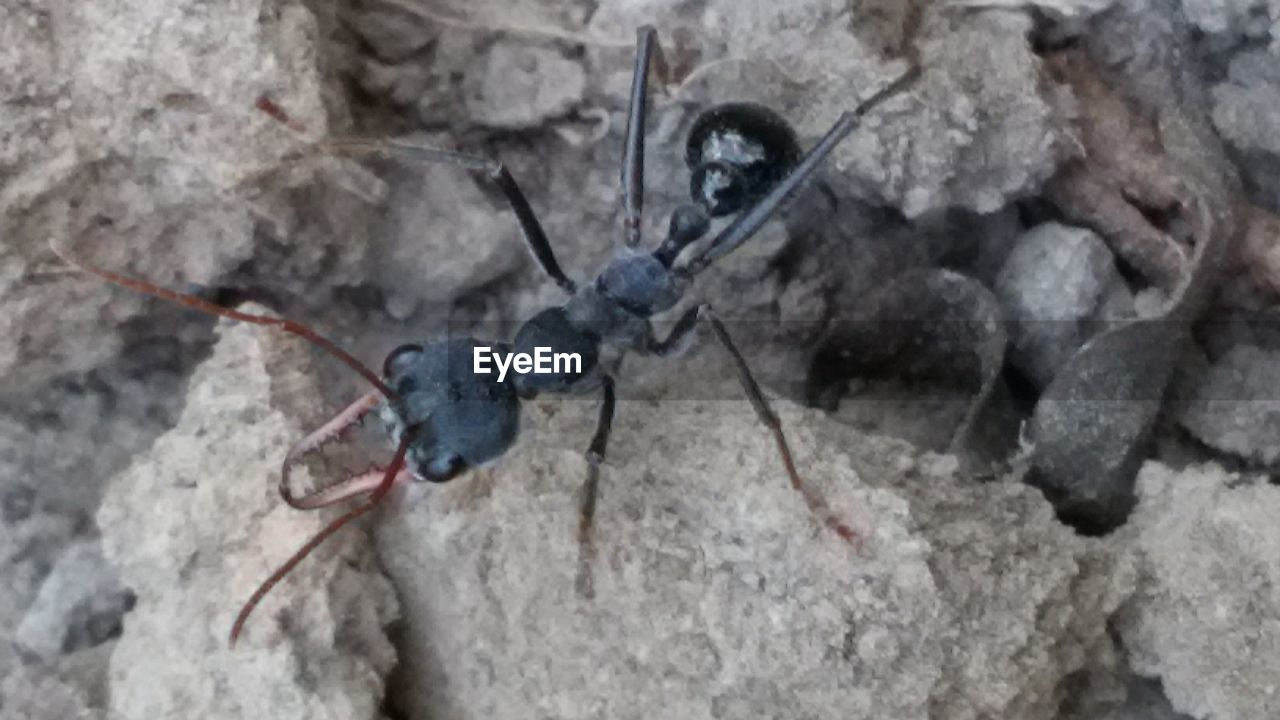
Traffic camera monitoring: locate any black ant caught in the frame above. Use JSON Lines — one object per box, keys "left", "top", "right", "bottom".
{"left": 52, "top": 27, "right": 919, "bottom": 645}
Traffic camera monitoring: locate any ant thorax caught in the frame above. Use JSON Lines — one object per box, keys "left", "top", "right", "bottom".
{"left": 595, "top": 252, "right": 683, "bottom": 318}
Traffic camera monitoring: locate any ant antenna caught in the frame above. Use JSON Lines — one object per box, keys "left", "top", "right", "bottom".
{"left": 49, "top": 241, "right": 395, "bottom": 400}
{"left": 49, "top": 240, "right": 412, "bottom": 643}
{"left": 229, "top": 427, "right": 415, "bottom": 645}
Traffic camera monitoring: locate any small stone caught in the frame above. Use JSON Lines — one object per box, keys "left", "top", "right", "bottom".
{"left": 375, "top": 157, "right": 525, "bottom": 307}
{"left": 1214, "top": 49, "right": 1280, "bottom": 144}
{"left": 1025, "top": 320, "right": 1185, "bottom": 534}
{"left": 995, "top": 222, "right": 1132, "bottom": 389}
{"left": 349, "top": 6, "right": 435, "bottom": 63}
{"left": 1118, "top": 463, "right": 1280, "bottom": 720}
{"left": 377, "top": 396, "right": 1128, "bottom": 720}
{"left": 1179, "top": 344, "right": 1280, "bottom": 465}
{"left": 1212, "top": 47, "right": 1280, "bottom": 199}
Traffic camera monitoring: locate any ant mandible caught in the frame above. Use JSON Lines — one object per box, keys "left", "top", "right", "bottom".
{"left": 52, "top": 26, "right": 920, "bottom": 646}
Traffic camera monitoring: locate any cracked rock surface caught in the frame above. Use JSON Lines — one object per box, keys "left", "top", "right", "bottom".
{"left": 378, "top": 397, "right": 1130, "bottom": 720}
{"left": 97, "top": 315, "right": 398, "bottom": 720}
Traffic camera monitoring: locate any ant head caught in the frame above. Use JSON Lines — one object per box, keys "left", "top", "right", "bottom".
{"left": 381, "top": 342, "right": 465, "bottom": 480}
{"left": 379, "top": 337, "right": 521, "bottom": 482}
{"left": 685, "top": 103, "right": 800, "bottom": 217}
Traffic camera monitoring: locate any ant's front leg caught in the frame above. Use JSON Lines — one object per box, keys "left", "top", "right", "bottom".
{"left": 645, "top": 305, "right": 700, "bottom": 357}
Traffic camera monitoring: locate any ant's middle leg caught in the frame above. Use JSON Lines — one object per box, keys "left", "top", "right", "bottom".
{"left": 645, "top": 305, "right": 700, "bottom": 357}
{"left": 575, "top": 374, "right": 616, "bottom": 598}
{"left": 322, "top": 137, "right": 578, "bottom": 294}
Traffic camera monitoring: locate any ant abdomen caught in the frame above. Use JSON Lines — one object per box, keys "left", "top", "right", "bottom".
{"left": 685, "top": 103, "right": 801, "bottom": 217}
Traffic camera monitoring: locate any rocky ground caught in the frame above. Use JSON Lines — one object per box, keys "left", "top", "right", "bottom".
{"left": 3, "top": 0, "right": 1280, "bottom": 719}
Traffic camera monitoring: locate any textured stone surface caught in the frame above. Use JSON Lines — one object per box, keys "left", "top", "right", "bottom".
{"left": 1, "top": 0, "right": 329, "bottom": 391}
{"left": 0, "top": 1, "right": 359, "bottom": 645}
{"left": 948, "top": 0, "right": 1115, "bottom": 18}
{"left": 1241, "top": 205, "right": 1280, "bottom": 296}
{"left": 1213, "top": 49, "right": 1280, "bottom": 156}
{"left": 1117, "top": 463, "right": 1280, "bottom": 720}
{"left": 377, "top": 397, "right": 1130, "bottom": 720}
{"left": 0, "top": 662, "right": 98, "bottom": 720}
{"left": 1179, "top": 344, "right": 1280, "bottom": 465}
{"left": 97, "top": 313, "right": 398, "bottom": 720}
{"left": 1026, "top": 320, "right": 1187, "bottom": 534}
{"left": 1182, "top": 0, "right": 1280, "bottom": 45}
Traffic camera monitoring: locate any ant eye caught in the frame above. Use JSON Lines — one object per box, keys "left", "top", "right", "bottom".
{"left": 685, "top": 103, "right": 801, "bottom": 216}
{"left": 383, "top": 343, "right": 424, "bottom": 378}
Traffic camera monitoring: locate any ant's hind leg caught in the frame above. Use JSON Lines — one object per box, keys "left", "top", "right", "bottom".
{"left": 575, "top": 375, "right": 616, "bottom": 598}
{"left": 698, "top": 306, "right": 858, "bottom": 545}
